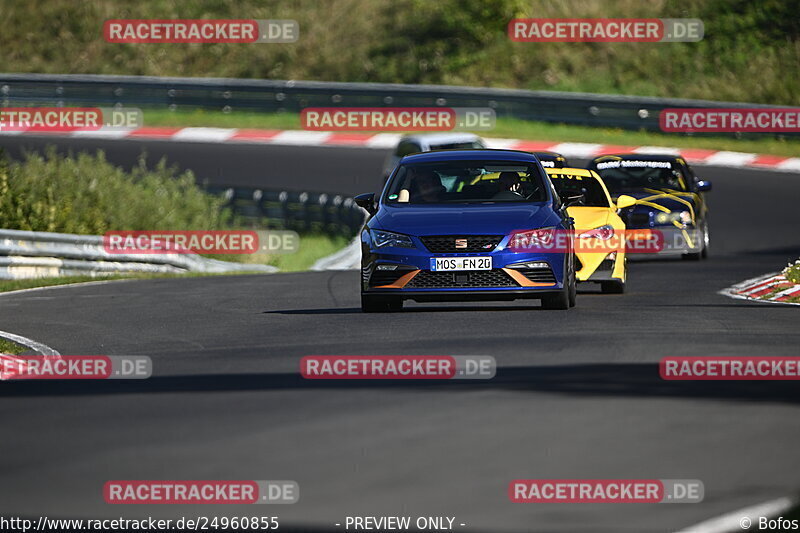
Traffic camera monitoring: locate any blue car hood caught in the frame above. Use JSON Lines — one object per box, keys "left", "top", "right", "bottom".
{"left": 372, "top": 203, "right": 555, "bottom": 235}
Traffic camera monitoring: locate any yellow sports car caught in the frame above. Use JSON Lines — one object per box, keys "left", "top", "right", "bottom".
{"left": 546, "top": 168, "right": 636, "bottom": 293}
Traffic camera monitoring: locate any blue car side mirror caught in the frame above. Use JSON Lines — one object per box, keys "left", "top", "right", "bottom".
{"left": 354, "top": 192, "right": 377, "bottom": 214}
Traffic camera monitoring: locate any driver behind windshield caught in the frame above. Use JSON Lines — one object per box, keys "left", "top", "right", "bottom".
{"left": 409, "top": 168, "right": 445, "bottom": 202}
{"left": 394, "top": 168, "right": 445, "bottom": 203}
{"left": 388, "top": 162, "right": 546, "bottom": 204}
{"left": 493, "top": 171, "right": 524, "bottom": 200}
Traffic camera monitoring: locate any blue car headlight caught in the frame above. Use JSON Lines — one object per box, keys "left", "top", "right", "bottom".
{"left": 370, "top": 229, "right": 415, "bottom": 249}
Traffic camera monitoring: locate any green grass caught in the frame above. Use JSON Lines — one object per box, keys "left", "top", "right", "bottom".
{"left": 0, "top": 232, "right": 347, "bottom": 295}
{"left": 264, "top": 233, "right": 350, "bottom": 271}
{"left": 0, "top": 275, "right": 124, "bottom": 293}
{"left": 2, "top": 0, "right": 799, "bottom": 105}
{"left": 143, "top": 109, "right": 800, "bottom": 158}
{"left": 0, "top": 338, "right": 25, "bottom": 355}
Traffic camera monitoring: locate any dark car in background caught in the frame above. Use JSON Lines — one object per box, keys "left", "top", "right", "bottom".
{"left": 587, "top": 154, "right": 712, "bottom": 260}
{"left": 531, "top": 151, "right": 570, "bottom": 168}
{"left": 382, "top": 133, "right": 487, "bottom": 178}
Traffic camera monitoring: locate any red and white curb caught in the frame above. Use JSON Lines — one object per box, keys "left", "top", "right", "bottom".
{"left": 2, "top": 127, "right": 799, "bottom": 173}
{"left": 719, "top": 272, "right": 800, "bottom": 306}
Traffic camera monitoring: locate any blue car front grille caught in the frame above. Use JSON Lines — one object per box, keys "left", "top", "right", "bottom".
{"left": 419, "top": 235, "right": 503, "bottom": 253}
{"left": 406, "top": 269, "right": 516, "bottom": 289}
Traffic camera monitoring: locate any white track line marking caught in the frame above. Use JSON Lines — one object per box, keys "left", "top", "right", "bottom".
{"left": 70, "top": 128, "right": 134, "bottom": 139}
{"left": 364, "top": 133, "right": 402, "bottom": 148}
{"left": 0, "top": 329, "right": 60, "bottom": 356}
{"left": 674, "top": 496, "right": 795, "bottom": 533}
{"left": 171, "top": 127, "right": 237, "bottom": 142}
{"left": 632, "top": 145, "right": 681, "bottom": 155}
{"left": 270, "top": 130, "right": 331, "bottom": 145}
{"left": 704, "top": 151, "right": 757, "bottom": 167}
{"left": 549, "top": 142, "right": 604, "bottom": 158}
{"left": 483, "top": 137, "right": 521, "bottom": 149}
{"left": 0, "top": 278, "right": 138, "bottom": 299}
{"left": 776, "top": 158, "right": 800, "bottom": 171}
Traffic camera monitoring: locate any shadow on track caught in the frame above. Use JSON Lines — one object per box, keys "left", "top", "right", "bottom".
{"left": 265, "top": 297, "right": 788, "bottom": 313}
{"left": 4, "top": 363, "right": 800, "bottom": 405}
{"left": 266, "top": 305, "right": 546, "bottom": 314}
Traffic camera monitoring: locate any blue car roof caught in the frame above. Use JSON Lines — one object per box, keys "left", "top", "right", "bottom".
{"left": 401, "top": 149, "right": 540, "bottom": 164}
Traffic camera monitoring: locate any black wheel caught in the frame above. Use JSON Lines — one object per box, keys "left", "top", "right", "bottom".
{"left": 682, "top": 251, "right": 702, "bottom": 261}
{"left": 541, "top": 288, "right": 569, "bottom": 310}
{"left": 700, "top": 222, "right": 710, "bottom": 259}
{"left": 542, "top": 262, "right": 571, "bottom": 310}
{"left": 601, "top": 279, "right": 625, "bottom": 294}
{"left": 568, "top": 260, "right": 577, "bottom": 307}
{"left": 361, "top": 294, "right": 402, "bottom": 313}
{"left": 683, "top": 223, "right": 708, "bottom": 260}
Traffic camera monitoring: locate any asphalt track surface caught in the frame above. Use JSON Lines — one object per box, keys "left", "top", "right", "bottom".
{"left": 1, "top": 136, "right": 799, "bottom": 533}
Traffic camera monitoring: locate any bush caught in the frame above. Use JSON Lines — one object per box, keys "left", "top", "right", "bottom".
{"left": 0, "top": 0, "right": 798, "bottom": 103}
{"left": 783, "top": 259, "right": 800, "bottom": 284}
{"left": 0, "top": 148, "right": 231, "bottom": 234}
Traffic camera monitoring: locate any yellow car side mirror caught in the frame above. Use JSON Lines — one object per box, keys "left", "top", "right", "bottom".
{"left": 615, "top": 195, "right": 636, "bottom": 210}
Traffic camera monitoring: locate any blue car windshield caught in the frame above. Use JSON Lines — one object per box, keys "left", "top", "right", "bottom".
{"left": 385, "top": 161, "right": 547, "bottom": 204}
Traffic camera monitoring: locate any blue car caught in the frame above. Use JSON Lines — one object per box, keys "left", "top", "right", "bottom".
{"left": 354, "top": 150, "right": 577, "bottom": 312}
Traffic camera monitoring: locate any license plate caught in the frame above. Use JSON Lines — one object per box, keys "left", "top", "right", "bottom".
{"left": 430, "top": 257, "right": 492, "bottom": 271}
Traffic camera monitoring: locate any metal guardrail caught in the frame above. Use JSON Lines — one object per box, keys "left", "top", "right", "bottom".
{"left": 0, "top": 73, "right": 788, "bottom": 135}
{"left": 0, "top": 185, "right": 366, "bottom": 280}
{"left": 0, "top": 184, "right": 368, "bottom": 279}
{"left": 208, "top": 186, "right": 367, "bottom": 236}
{"left": 0, "top": 229, "right": 277, "bottom": 280}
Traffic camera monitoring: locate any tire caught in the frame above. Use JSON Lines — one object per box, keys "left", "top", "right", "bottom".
{"left": 542, "top": 288, "right": 569, "bottom": 310}
{"left": 601, "top": 279, "right": 625, "bottom": 294}
{"left": 568, "top": 260, "right": 577, "bottom": 307}
{"left": 361, "top": 294, "right": 403, "bottom": 313}
{"left": 683, "top": 222, "right": 708, "bottom": 261}
{"left": 542, "top": 261, "right": 572, "bottom": 310}
{"left": 701, "top": 222, "right": 710, "bottom": 259}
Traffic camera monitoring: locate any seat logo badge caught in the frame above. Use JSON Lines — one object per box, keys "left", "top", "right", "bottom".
{"left": 455, "top": 239, "right": 468, "bottom": 249}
